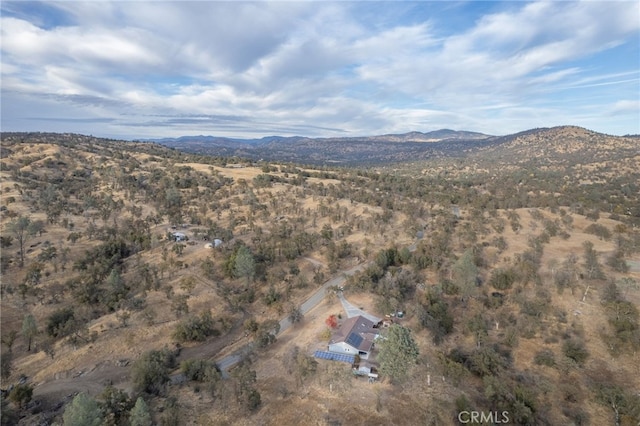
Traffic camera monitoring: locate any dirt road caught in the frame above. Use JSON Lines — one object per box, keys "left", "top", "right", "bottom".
{"left": 216, "top": 261, "right": 368, "bottom": 373}
{"left": 31, "top": 258, "right": 369, "bottom": 405}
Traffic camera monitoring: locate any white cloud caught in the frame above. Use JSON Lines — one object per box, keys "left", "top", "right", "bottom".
{"left": 1, "top": 1, "right": 638, "bottom": 138}
{"left": 609, "top": 100, "right": 640, "bottom": 115}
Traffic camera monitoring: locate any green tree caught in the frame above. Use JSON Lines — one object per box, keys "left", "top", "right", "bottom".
{"left": 21, "top": 314, "right": 37, "bottom": 351}
{"left": 129, "top": 397, "right": 153, "bottom": 426}
{"left": 246, "top": 388, "right": 261, "bottom": 412}
{"left": 99, "top": 385, "right": 133, "bottom": 426}
{"left": 563, "top": 338, "right": 589, "bottom": 365}
{"left": 1, "top": 397, "right": 18, "bottom": 425}
{"left": 606, "top": 249, "right": 629, "bottom": 273}
{"left": 63, "top": 392, "right": 103, "bottom": 426}
{"left": 23, "top": 262, "right": 43, "bottom": 287}
{"left": 255, "top": 319, "right": 280, "bottom": 348}
{"left": 230, "top": 361, "right": 261, "bottom": 412}
{"left": 234, "top": 245, "right": 256, "bottom": 283}
{"left": 160, "top": 396, "right": 180, "bottom": 426}
{"left": 453, "top": 249, "right": 478, "bottom": 301}
{"left": 104, "top": 268, "right": 128, "bottom": 310}
{"left": 132, "top": 348, "right": 176, "bottom": 395}
{"left": 288, "top": 305, "right": 303, "bottom": 325}
{"left": 1, "top": 330, "right": 17, "bottom": 353}
{"left": 46, "top": 307, "right": 75, "bottom": 338}
{"left": 489, "top": 268, "right": 516, "bottom": 290}
{"left": 37, "top": 244, "right": 57, "bottom": 263}
{"left": 173, "top": 311, "right": 217, "bottom": 342}
{"left": 589, "top": 367, "right": 640, "bottom": 426}
{"left": 283, "top": 346, "right": 318, "bottom": 388}
{"left": 172, "top": 243, "right": 185, "bottom": 256}
{"left": 600, "top": 281, "right": 640, "bottom": 354}
{"left": 170, "top": 294, "right": 190, "bottom": 318}
{"left": 583, "top": 241, "right": 605, "bottom": 280}
{"left": 8, "top": 384, "right": 32, "bottom": 409}
{"left": 418, "top": 290, "right": 454, "bottom": 344}
{"left": 1, "top": 352, "right": 12, "bottom": 380}
{"left": 164, "top": 187, "right": 183, "bottom": 225}
{"left": 378, "top": 324, "right": 419, "bottom": 382}
{"left": 181, "top": 359, "right": 220, "bottom": 383}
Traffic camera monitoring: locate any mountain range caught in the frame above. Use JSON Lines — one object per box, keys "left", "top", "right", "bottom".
{"left": 147, "top": 126, "right": 637, "bottom": 166}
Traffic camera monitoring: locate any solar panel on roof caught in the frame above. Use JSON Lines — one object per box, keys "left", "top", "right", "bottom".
{"left": 313, "top": 351, "right": 355, "bottom": 364}
{"left": 345, "top": 332, "right": 363, "bottom": 349}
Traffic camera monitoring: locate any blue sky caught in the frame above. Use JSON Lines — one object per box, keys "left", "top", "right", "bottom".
{"left": 1, "top": 1, "right": 639, "bottom": 139}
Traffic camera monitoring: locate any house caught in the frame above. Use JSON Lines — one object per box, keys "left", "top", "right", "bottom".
{"left": 328, "top": 315, "right": 380, "bottom": 360}
{"left": 172, "top": 232, "right": 187, "bottom": 242}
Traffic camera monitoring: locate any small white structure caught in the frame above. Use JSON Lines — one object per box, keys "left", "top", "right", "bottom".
{"left": 172, "top": 232, "right": 187, "bottom": 242}
{"left": 358, "top": 366, "right": 371, "bottom": 375}
{"left": 213, "top": 238, "right": 223, "bottom": 248}
{"left": 205, "top": 243, "right": 214, "bottom": 249}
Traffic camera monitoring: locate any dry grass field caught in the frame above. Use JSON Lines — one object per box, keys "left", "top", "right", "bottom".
{"left": 1, "top": 131, "right": 639, "bottom": 425}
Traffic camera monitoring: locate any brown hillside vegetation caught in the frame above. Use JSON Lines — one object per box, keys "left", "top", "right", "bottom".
{"left": 1, "top": 131, "right": 639, "bottom": 425}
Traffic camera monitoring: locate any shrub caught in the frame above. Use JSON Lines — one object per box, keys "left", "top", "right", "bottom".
{"left": 318, "top": 328, "right": 332, "bottom": 341}
{"left": 584, "top": 223, "right": 611, "bottom": 240}
{"left": 132, "top": 348, "right": 176, "bottom": 395}
{"left": 46, "top": 307, "right": 75, "bottom": 337}
{"left": 325, "top": 314, "right": 338, "bottom": 329}
{"left": 173, "top": 311, "right": 218, "bottom": 343}
{"left": 467, "top": 345, "right": 511, "bottom": 377}
{"left": 606, "top": 249, "right": 629, "bottom": 273}
{"left": 489, "top": 268, "right": 516, "bottom": 290}
{"left": 418, "top": 293, "right": 454, "bottom": 345}
{"left": 246, "top": 389, "right": 261, "bottom": 411}
{"left": 181, "top": 359, "right": 220, "bottom": 384}
{"left": 562, "top": 406, "right": 590, "bottom": 426}
{"left": 8, "top": 384, "right": 33, "bottom": 409}
{"left": 533, "top": 349, "right": 556, "bottom": 367}
{"left": 254, "top": 320, "right": 280, "bottom": 348}
{"left": 563, "top": 339, "right": 589, "bottom": 365}
{"left": 441, "top": 279, "right": 459, "bottom": 295}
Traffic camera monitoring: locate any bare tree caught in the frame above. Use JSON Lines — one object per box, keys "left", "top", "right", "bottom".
{"left": 8, "top": 216, "right": 35, "bottom": 268}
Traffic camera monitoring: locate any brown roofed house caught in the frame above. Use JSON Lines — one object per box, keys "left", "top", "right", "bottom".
{"left": 328, "top": 315, "right": 379, "bottom": 360}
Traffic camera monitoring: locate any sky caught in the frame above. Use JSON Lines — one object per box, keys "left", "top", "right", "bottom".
{"left": 1, "top": 1, "right": 639, "bottom": 139}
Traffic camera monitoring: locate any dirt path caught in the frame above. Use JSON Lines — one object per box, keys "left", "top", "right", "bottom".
{"left": 29, "top": 259, "right": 365, "bottom": 405}
{"left": 33, "top": 362, "right": 129, "bottom": 412}
{"left": 215, "top": 261, "right": 368, "bottom": 373}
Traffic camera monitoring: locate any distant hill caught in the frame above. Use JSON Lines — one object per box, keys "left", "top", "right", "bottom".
{"left": 148, "top": 129, "right": 491, "bottom": 146}
{"left": 148, "top": 126, "right": 637, "bottom": 166}
{"left": 149, "top": 129, "right": 494, "bottom": 165}
{"left": 471, "top": 126, "right": 639, "bottom": 166}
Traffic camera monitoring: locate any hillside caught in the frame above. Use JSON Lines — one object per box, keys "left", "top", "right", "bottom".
{"left": 150, "top": 129, "right": 494, "bottom": 165}
{"left": 1, "top": 131, "right": 639, "bottom": 425}
{"left": 149, "top": 126, "right": 638, "bottom": 167}
{"left": 473, "top": 126, "right": 640, "bottom": 166}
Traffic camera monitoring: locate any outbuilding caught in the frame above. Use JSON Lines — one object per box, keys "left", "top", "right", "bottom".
{"left": 172, "top": 232, "right": 187, "bottom": 242}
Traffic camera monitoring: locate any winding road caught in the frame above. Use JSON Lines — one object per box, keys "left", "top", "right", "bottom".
{"left": 194, "top": 245, "right": 421, "bottom": 371}
{"left": 216, "top": 260, "right": 368, "bottom": 371}
{"left": 33, "top": 248, "right": 408, "bottom": 404}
